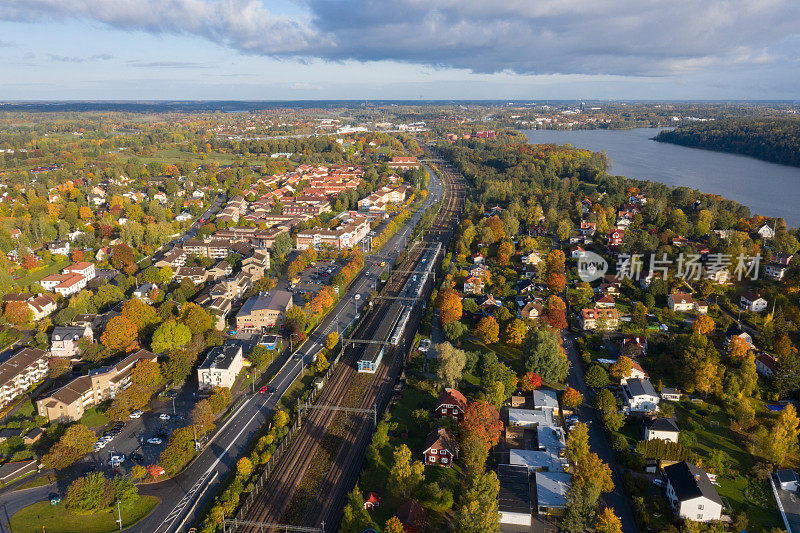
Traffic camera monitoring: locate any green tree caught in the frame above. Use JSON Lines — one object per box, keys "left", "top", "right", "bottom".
{"left": 435, "top": 342, "right": 467, "bottom": 388}
{"left": 151, "top": 320, "right": 192, "bottom": 353}
{"left": 584, "top": 364, "right": 609, "bottom": 388}
{"left": 523, "top": 327, "right": 568, "bottom": 382}
{"left": 387, "top": 444, "right": 425, "bottom": 498}
{"left": 454, "top": 471, "right": 500, "bottom": 533}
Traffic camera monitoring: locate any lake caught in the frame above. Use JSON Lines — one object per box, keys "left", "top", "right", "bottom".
{"left": 521, "top": 128, "right": 800, "bottom": 227}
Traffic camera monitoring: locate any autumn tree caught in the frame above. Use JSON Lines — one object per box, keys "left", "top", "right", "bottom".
{"left": 595, "top": 507, "right": 623, "bottom": 533}
{"left": 683, "top": 334, "right": 724, "bottom": 397}
{"left": 384, "top": 517, "right": 404, "bottom": 533}
{"left": 131, "top": 359, "right": 162, "bottom": 388}
{"left": 728, "top": 335, "right": 750, "bottom": 360}
{"left": 519, "top": 372, "right": 542, "bottom": 392}
{"left": 504, "top": 319, "right": 527, "bottom": 346}
{"left": 562, "top": 387, "right": 582, "bottom": 409}
{"left": 42, "top": 424, "right": 95, "bottom": 470}
{"left": 454, "top": 471, "right": 500, "bottom": 533}
{"left": 545, "top": 250, "right": 566, "bottom": 292}
{"left": 179, "top": 302, "right": 214, "bottom": 334}
{"left": 436, "top": 288, "right": 463, "bottom": 326}
{"left": 100, "top": 315, "right": 138, "bottom": 353}
{"left": 693, "top": 314, "right": 715, "bottom": 335}
{"left": 463, "top": 401, "right": 503, "bottom": 449}
{"left": 609, "top": 356, "right": 633, "bottom": 382}
{"left": 546, "top": 295, "right": 568, "bottom": 330}
{"left": 388, "top": 444, "right": 425, "bottom": 498}
{"left": 436, "top": 342, "right": 467, "bottom": 388}
{"left": 767, "top": 403, "right": 800, "bottom": 465}
{"left": 475, "top": 316, "right": 499, "bottom": 344}
{"left": 566, "top": 423, "right": 590, "bottom": 464}
{"left": 3, "top": 301, "right": 31, "bottom": 326}
{"left": 314, "top": 353, "right": 330, "bottom": 374}
{"left": 121, "top": 298, "right": 158, "bottom": 332}
{"left": 151, "top": 320, "right": 192, "bottom": 353}
{"left": 325, "top": 332, "right": 339, "bottom": 350}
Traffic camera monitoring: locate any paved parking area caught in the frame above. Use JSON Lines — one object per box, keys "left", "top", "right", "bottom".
{"left": 772, "top": 475, "right": 800, "bottom": 532}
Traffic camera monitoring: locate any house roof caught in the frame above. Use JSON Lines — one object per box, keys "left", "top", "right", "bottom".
{"left": 776, "top": 469, "right": 799, "bottom": 485}
{"left": 535, "top": 471, "right": 572, "bottom": 509}
{"left": 741, "top": 290, "right": 764, "bottom": 303}
{"left": 663, "top": 462, "right": 723, "bottom": 505}
{"left": 423, "top": 428, "right": 459, "bottom": 455}
{"left": 626, "top": 378, "right": 657, "bottom": 398}
{"left": 497, "top": 464, "right": 532, "bottom": 513}
{"left": 436, "top": 388, "right": 467, "bottom": 412}
{"left": 670, "top": 293, "right": 693, "bottom": 305}
{"left": 646, "top": 417, "right": 679, "bottom": 433}
{"left": 396, "top": 500, "right": 426, "bottom": 532}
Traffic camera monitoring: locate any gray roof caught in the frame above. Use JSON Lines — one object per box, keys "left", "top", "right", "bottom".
{"left": 533, "top": 389, "right": 559, "bottom": 411}
{"left": 497, "top": 464, "right": 531, "bottom": 514}
{"left": 627, "top": 378, "right": 658, "bottom": 398}
{"left": 776, "top": 469, "right": 799, "bottom": 484}
{"left": 51, "top": 326, "right": 87, "bottom": 341}
{"left": 238, "top": 291, "right": 292, "bottom": 317}
{"left": 199, "top": 345, "right": 243, "bottom": 371}
{"left": 535, "top": 471, "right": 572, "bottom": 509}
{"left": 646, "top": 417, "right": 680, "bottom": 433}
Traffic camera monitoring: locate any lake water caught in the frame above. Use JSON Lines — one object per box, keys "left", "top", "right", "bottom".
{"left": 521, "top": 128, "right": 800, "bottom": 227}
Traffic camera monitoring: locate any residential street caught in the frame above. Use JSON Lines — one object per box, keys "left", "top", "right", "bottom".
{"left": 562, "top": 332, "right": 640, "bottom": 533}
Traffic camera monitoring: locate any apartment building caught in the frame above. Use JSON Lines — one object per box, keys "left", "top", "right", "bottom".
{"left": 578, "top": 308, "right": 620, "bottom": 331}
{"left": 156, "top": 247, "right": 187, "bottom": 269}
{"left": 63, "top": 261, "right": 96, "bottom": 281}
{"left": 36, "top": 349, "right": 157, "bottom": 422}
{"left": 197, "top": 345, "right": 244, "bottom": 390}
{"left": 0, "top": 348, "right": 49, "bottom": 408}
{"left": 236, "top": 291, "right": 294, "bottom": 330}
{"left": 39, "top": 272, "right": 87, "bottom": 296}
{"left": 387, "top": 156, "right": 421, "bottom": 170}
{"left": 295, "top": 216, "right": 370, "bottom": 251}
{"left": 241, "top": 251, "right": 270, "bottom": 281}
{"left": 50, "top": 325, "right": 93, "bottom": 358}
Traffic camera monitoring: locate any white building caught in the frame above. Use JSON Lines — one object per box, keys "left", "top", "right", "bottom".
{"left": 663, "top": 462, "right": 723, "bottom": 522}
{"left": 740, "top": 291, "right": 768, "bottom": 312}
{"left": 643, "top": 417, "right": 680, "bottom": 443}
{"left": 623, "top": 378, "right": 660, "bottom": 413}
{"left": 197, "top": 345, "right": 244, "bottom": 390}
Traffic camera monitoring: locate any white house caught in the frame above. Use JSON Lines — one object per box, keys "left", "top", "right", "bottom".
{"left": 623, "top": 378, "right": 660, "bottom": 413}
{"left": 776, "top": 469, "right": 799, "bottom": 492}
{"left": 620, "top": 360, "right": 649, "bottom": 385}
{"left": 663, "top": 462, "right": 723, "bottom": 522}
{"left": 63, "top": 261, "right": 96, "bottom": 281}
{"left": 175, "top": 211, "right": 193, "bottom": 222}
{"left": 660, "top": 387, "right": 681, "bottom": 402}
{"left": 133, "top": 283, "right": 157, "bottom": 303}
{"left": 765, "top": 263, "right": 790, "bottom": 281}
{"left": 521, "top": 251, "right": 542, "bottom": 266}
{"left": 668, "top": 293, "right": 694, "bottom": 312}
{"left": 755, "top": 353, "right": 777, "bottom": 377}
{"left": 644, "top": 417, "right": 679, "bottom": 443}
{"left": 740, "top": 291, "right": 767, "bottom": 312}
{"left": 757, "top": 223, "right": 775, "bottom": 239}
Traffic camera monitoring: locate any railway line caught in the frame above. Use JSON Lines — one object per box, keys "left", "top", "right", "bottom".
{"left": 232, "top": 159, "right": 465, "bottom": 533}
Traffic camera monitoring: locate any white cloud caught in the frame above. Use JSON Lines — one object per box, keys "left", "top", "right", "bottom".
{"left": 1, "top": 0, "right": 799, "bottom": 77}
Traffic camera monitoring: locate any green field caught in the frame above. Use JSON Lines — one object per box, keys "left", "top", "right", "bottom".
{"left": 15, "top": 259, "right": 71, "bottom": 289}
{"left": 79, "top": 404, "right": 110, "bottom": 429}
{"left": 10, "top": 495, "right": 159, "bottom": 533}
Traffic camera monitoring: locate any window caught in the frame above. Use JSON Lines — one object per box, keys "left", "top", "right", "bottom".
{"left": 696, "top": 515, "right": 703, "bottom": 520}
{"left": 430, "top": 448, "right": 436, "bottom": 454}
{"left": 428, "top": 456, "right": 435, "bottom": 463}
{"left": 698, "top": 505, "right": 704, "bottom": 510}
{"left": 439, "top": 449, "right": 446, "bottom": 455}
{"left": 441, "top": 457, "right": 448, "bottom": 464}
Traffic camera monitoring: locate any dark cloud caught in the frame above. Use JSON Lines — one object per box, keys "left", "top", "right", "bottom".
{"left": 1, "top": 0, "right": 799, "bottom": 76}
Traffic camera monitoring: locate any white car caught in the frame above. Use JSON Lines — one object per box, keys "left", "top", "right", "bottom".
{"left": 93, "top": 442, "right": 105, "bottom": 451}
{"left": 100, "top": 435, "right": 113, "bottom": 443}
{"left": 147, "top": 437, "right": 163, "bottom": 445}
{"left": 418, "top": 339, "right": 431, "bottom": 353}
{"left": 159, "top": 413, "right": 171, "bottom": 421}
{"left": 129, "top": 410, "right": 144, "bottom": 419}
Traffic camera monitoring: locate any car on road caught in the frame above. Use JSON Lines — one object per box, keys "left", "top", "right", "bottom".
{"left": 147, "top": 437, "right": 163, "bottom": 445}
{"left": 129, "top": 410, "right": 144, "bottom": 419}
{"left": 159, "top": 413, "right": 171, "bottom": 421}
{"left": 418, "top": 339, "right": 431, "bottom": 352}
{"left": 259, "top": 385, "right": 271, "bottom": 394}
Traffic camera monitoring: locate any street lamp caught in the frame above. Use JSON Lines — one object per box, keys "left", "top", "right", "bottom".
{"left": 116, "top": 500, "right": 122, "bottom": 530}
{"left": 171, "top": 396, "right": 176, "bottom": 415}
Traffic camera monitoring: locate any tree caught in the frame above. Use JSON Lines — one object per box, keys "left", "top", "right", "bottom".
{"left": 683, "top": 334, "right": 724, "bottom": 396}
{"left": 523, "top": 328, "right": 568, "bottom": 383}
{"left": 562, "top": 387, "right": 582, "bottom": 409}
{"left": 340, "top": 489, "right": 377, "bottom": 533}
{"left": 436, "top": 288, "right": 463, "bottom": 325}
{"left": 443, "top": 320, "right": 469, "bottom": 343}
{"left": 325, "top": 332, "right": 339, "bottom": 351}
{"left": 271, "top": 232, "right": 293, "bottom": 261}
{"left": 566, "top": 422, "right": 590, "bottom": 464}
{"left": 462, "top": 401, "right": 503, "bottom": 448}
{"left": 519, "top": 372, "right": 542, "bottom": 392}
{"left": 42, "top": 424, "right": 96, "bottom": 470}
{"left": 236, "top": 457, "right": 254, "bottom": 479}
{"left": 132, "top": 359, "right": 162, "bottom": 388}
{"left": 121, "top": 298, "right": 158, "bottom": 332}
{"left": 454, "top": 471, "right": 500, "bottom": 533}
{"left": 585, "top": 364, "right": 610, "bottom": 388}
{"left": 693, "top": 315, "right": 715, "bottom": 335}
{"left": 609, "top": 356, "right": 633, "bottom": 382}
{"left": 151, "top": 320, "right": 192, "bottom": 353}
{"left": 387, "top": 444, "right": 425, "bottom": 498}
{"left": 384, "top": 517, "right": 405, "bottom": 533}
{"left": 504, "top": 319, "right": 527, "bottom": 346}
{"left": 768, "top": 404, "right": 800, "bottom": 465}
{"left": 192, "top": 399, "right": 215, "bottom": 434}
{"left": 273, "top": 409, "right": 290, "bottom": 429}
{"left": 546, "top": 295, "right": 568, "bottom": 330}
{"left": 179, "top": 302, "right": 214, "bottom": 334}
{"left": 436, "top": 342, "right": 467, "bottom": 388}
{"left": 3, "top": 301, "right": 31, "bottom": 326}
{"left": 100, "top": 315, "right": 138, "bottom": 353}
{"left": 314, "top": 352, "right": 330, "bottom": 373}
{"left": 728, "top": 335, "right": 750, "bottom": 360}
{"left": 475, "top": 316, "right": 499, "bottom": 344}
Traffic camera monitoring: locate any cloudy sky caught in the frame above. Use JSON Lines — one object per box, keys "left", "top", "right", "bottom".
{"left": 1, "top": 0, "right": 799, "bottom": 100}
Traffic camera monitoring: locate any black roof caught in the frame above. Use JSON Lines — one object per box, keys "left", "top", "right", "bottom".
{"left": 646, "top": 417, "right": 679, "bottom": 433}
{"left": 497, "top": 464, "right": 531, "bottom": 514}
{"left": 663, "top": 462, "right": 722, "bottom": 505}
{"left": 776, "top": 469, "right": 799, "bottom": 484}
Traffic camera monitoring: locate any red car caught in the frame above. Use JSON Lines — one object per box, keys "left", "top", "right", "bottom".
{"left": 259, "top": 385, "right": 271, "bottom": 394}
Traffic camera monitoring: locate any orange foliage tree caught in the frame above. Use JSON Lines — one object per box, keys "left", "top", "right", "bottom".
{"left": 475, "top": 316, "right": 499, "bottom": 344}
{"left": 462, "top": 401, "right": 503, "bottom": 448}
{"left": 562, "top": 387, "right": 583, "bottom": 409}
{"left": 436, "top": 288, "right": 463, "bottom": 326}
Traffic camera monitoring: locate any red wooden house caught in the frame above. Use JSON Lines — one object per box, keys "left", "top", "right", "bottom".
{"left": 434, "top": 388, "right": 467, "bottom": 421}
{"left": 423, "top": 428, "right": 460, "bottom": 467}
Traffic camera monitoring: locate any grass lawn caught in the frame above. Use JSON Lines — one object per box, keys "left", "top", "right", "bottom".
{"left": 15, "top": 259, "right": 71, "bottom": 288}
{"left": 14, "top": 472, "right": 59, "bottom": 492}
{"left": 80, "top": 404, "right": 110, "bottom": 429}
{"left": 10, "top": 495, "right": 159, "bottom": 533}
{"left": 673, "top": 401, "right": 782, "bottom": 529}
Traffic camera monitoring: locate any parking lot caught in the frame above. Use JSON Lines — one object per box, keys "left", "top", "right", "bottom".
{"left": 83, "top": 389, "right": 197, "bottom": 477}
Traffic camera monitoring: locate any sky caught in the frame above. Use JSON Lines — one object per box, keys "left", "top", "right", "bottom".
{"left": 1, "top": 0, "right": 800, "bottom": 101}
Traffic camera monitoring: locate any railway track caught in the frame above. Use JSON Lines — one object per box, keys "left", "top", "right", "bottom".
{"left": 234, "top": 162, "right": 465, "bottom": 533}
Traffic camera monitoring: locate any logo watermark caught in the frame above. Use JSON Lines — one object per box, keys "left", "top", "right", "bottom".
{"left": 578, "top": 251, "right": 609, "bottom": 282}
{"left": 614, "top": 253, "right": 761, "bottom": 281}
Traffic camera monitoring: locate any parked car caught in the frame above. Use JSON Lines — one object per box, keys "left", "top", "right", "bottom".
{"left": 159, "top": 413, "right": 171, "bottom": 421}
{"left": 129, "top": 410, "right": 144, "bottom": 419}
{"left": 418, "top": 339, "right": 431, "bottom": 352}
{"left": 147, "top": 437, "right": 163, "bottom": 445}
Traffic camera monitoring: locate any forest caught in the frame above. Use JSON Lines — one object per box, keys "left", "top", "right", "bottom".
{"left": 654, "top": 118, "right": 800, "bottom": 167}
